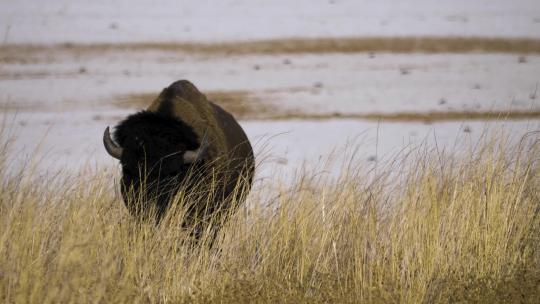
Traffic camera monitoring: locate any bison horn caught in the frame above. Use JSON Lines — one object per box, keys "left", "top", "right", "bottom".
{"left": 103, "top": 127, "right": 123, "bottom": 160}
{"left": 183, "top": 137, "right": 209, "bottom": 164}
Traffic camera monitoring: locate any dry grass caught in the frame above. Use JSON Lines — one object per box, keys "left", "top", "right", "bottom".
{"left": 1, "top": 129, "right": 539, "bottom": 303}
{"left": 2, "top": 36, "right": 540, "bottom": 63}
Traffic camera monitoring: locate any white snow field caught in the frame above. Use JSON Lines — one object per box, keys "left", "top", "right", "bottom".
{"left": 5, "top": 110, "right": 540, "bottom": 182}
{"left": 2, "top": 52, "right": 539, "bottom": 114}
{"left": 1, "top": 0, "right": 539, "bottom": 179}
{"left": 1, "top": 0, "right": 540, "bottom": 44}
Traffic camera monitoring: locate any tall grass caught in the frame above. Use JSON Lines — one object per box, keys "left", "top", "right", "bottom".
{"left": 0, "top": 132, "right": 539, "bottom": 303}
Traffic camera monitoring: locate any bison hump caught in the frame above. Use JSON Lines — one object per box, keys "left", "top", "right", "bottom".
{"left": 148, "top": 80, "right": 229, "bottom": 162}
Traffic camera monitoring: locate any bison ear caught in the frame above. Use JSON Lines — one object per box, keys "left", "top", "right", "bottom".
{"left": 183, "top": 137, "right": 209, "bottom": 164}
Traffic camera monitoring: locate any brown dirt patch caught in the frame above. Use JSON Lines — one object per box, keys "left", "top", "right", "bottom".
{"left": 2, "top": 36, "right": 540, "bottom": 63}
{"left": 114, "top": 90, "right": 276, "bottom": 120}
{"left": 268, "top": 110, "right": 540, "bottom": 122}
{"left": 0, "top": 102, "right": 47, "bottom": 112}
{"left": 114, "top": 91, "right": 540, "bottom": 122}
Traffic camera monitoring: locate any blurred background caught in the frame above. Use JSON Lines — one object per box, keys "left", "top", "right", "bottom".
{"left": 1, "top": 0, "right": 539, "bottom": 178}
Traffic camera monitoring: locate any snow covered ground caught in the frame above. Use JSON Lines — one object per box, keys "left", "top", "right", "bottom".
{"left": 1, "top": 0, "right": 539, "bottom": 180}
{"left": 2, "top": 52, "right": 539, "bottom": 114}
{"left": 1, "top": 0, "right": 539, "bottom": 44}
{"left": 4, "top": 109, "right": 539, "bottom": 183}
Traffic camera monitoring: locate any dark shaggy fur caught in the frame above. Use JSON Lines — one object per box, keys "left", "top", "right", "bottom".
{"left": 114, "top": 111, "right": 200, "bottom": 219}
{"left": 109, "top": 80, "right": 255, "bottom": 235}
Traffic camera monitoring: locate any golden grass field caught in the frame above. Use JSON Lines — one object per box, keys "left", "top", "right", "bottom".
{"left": 0, "top": 127, "right": 539, "bottom": 303}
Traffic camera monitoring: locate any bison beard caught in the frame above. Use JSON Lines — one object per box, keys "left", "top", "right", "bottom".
{"left": 103, "top": 80, "right": 255, "bottom": 240}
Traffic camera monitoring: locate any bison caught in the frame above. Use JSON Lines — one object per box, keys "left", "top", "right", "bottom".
{"left": 103, "top": 80, "right": 255, "bottom": 237}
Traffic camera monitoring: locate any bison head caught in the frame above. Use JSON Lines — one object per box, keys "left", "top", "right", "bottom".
{"left": 103, "top": 110, "right": 208, "bottom": 219}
